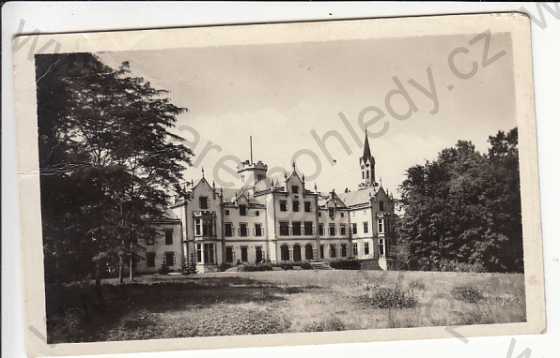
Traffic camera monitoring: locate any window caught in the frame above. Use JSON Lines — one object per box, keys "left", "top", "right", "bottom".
{"left": 320, "top": 245, "right": 324, "bottom": 259}
{"left": 279, "top": 221, "right": 289, "bottom": 236}
{"left": 329, "top": 223, "right": 336, "bottom": 236}
{"left": 352, "top": 223, "right": 358, "bottom": 235}
{"left": 224, "top": 222, "right": 233, "bottom": 237}
{"left": 305, "top": 244, "right": 314, "bottom": 260}
{"left": 304, "top": 201, "right": 311, "bottom": 212}
{"left": 239, "top": 205, "right": 247, "bottom": 216}
{"left": 341, "top": 244, "right": 347, "bottom": 257}
{"left": 256, "top": 246, "right": 263, "bottom": 263}
{"left": 257, "top": 174, "right": 265, "bottom": 181}
{"left": 199, "top": 196, "right": 208, "bottom": 209}
{"left": 203, "top": 243, "right": 214, "bottom": 264}
{"left": 146, "top": 252, "right": 155, "bottom": 267}
{"left": 195, "top": 218, "right": 202, "bottom": 236}
{"left": 304, "top": 221, "right": 313, "bottom": 235}
{"left": 280, "top": 200, "right": 287, "bottom": 212}
{"left": 241, "top": 246, "right": 248, "bottom": 262}
{"left": 318, "top": 223, "right": 324, "bottom": 236}
{"left": 340, "top": 224, "right": 346, "bottom": 236}
{"left": 293, "top": 244, "right": 302, "bottom": 262}
{"left": 225, "top": 247, "right": 233, "bottom": 263}
{"left": 340, "top": 212, "right": 344, "bottom": 218}
{"left": 364, "top": 242, "right": 370, "bottom": 255}
{"left": 353, "top": 242, "right": 358, "bottom": 256}
{"left": 165, "top": 229, "right": 173, "bottom": 245}
{"left": 379, "top": 239, "right": 385, "bottom": 256}
{"left": 146, "top": 237, "right": 154, "bottom": 245}
{"left": 196, "top": 243, "right": 202, "bottom": 263}
{"left": 363, "top": 222, "right": 369, "bottom": 234}
{"left": 292, "top": 221, "right": 301, "bottom": 236}
{"left": 255, "top": 210, "right": 260, "bottom": 216}
{"left": 281, "top": 245, "right": 290, "bottom": 261}
{"left": 239, "top": 223, "right": 248, "bottom": 237}
{"left": 318, "top": 212, "right": 322, "bottom": 217}
{"left": 329, "top": 207, "right": 335, "bottom": 218}
{"left": 292, "top": 200, "right": 300, "bottom": 212}
{"left": 330, "top": 244, "right": 336, "bottom": 258}
{"left": 225, "top": 209, "right": 230, "bottom": 215}
{"left": 377, "top": 218, "right": 384, "bottom": 233}
{"left": 291, "top": 185, "right": 299, "bottom": 194}
{"left": 379, "top": 201, "right": 384, "bottom": 211}
{"left": 255, "top": 223, "right": 263, "bottom": 237}
{"left": 165, "top": 252, "right": 175, "bottom": 266}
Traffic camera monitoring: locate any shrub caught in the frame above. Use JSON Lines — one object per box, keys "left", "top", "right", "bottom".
{"left": 218, "top": 263, "right": 232, "bottom": 272}
{"left": 300, "top": 262, "right": 312, "bottom": 270}
{"left": 330, "top": 259, "right": 361, "bottom": 270}
{"left": 369, "top": 286, "right": 417, "bottom": 309}
{"left": 452, "top": 285, "right": 483, "bottom": 303}
{"left": 158, "top": 263, "right": 170, "bottom": 275}
{"left": 242, "top": 264, "right": 273, "bottom": 272}
{"left": 303, "top": 316, "right": 345, "bottom": 332}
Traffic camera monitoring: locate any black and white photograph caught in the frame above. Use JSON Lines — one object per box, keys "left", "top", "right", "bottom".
{"left": 11, "top": 12, "right": 546, "bottom": 356}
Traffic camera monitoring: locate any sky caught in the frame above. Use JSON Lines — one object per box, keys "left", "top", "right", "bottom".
{"left": 97, "top": 32, "right": 516, "bottom": 196}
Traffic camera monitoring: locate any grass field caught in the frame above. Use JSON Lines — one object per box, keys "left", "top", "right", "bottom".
{"left": 46, "top": 270, "right": 526, "bottom": 343}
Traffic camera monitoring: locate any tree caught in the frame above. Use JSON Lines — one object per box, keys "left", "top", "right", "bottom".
{"left": 399, "top": 128, "right": 523, "bottom": 272}
{"left": 36, "top": 53, "right": 192, "bottom": 284}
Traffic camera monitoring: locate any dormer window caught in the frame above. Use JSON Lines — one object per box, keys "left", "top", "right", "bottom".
{"left": 328, "top": 207, "right": 335, "bottom": 218}
{"left": 199, "top": 196, "right": 208, "bottom": 209}
{"left": 291, "top": 185, "right": 299, "bottom": 194}
{"left": 379, "top": 201, "right": 384, "bottom": 211}
{"left": 239, "top": 205, "right": 247, "bottom": 216}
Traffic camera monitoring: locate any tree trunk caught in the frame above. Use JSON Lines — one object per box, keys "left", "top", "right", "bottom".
{"left": 129, "top": 255, "right": 133, "bottom": 281}
{"left": 118, "top": 253, "right": 124, "bottom": 284}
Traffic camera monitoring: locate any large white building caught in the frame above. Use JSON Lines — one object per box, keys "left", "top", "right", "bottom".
{"left": 137, "top": 133, "right": 396, "bottom": 273}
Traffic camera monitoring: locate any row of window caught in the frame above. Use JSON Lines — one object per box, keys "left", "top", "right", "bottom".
{"left": 178, "top": 241, "right": 384, "bottom": 267}
{"left": 198, "top": 195, "right": 385, "bottom": 214}
{"left": 280, "top": 200, "right": 312, "bottom": 213}
{"left": 224, "top": 246, "right": 264, "bottom": 264}
{"left": 277, "top": 242, "right": 359, "bottom": 261}
{"left": 224, "top": 222, "right": 263, "bottom": 237}
{"left": 145, "top": 251, "right": 175, "bottom": 267}
{"left": 145, "top": 229, "right": 174, "bottom": 245}
{"left": 277, "top": 220, "right": 384, "bottom": 236}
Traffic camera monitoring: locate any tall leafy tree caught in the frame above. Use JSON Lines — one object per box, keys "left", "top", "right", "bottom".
{"left": 399, "top": 128, "right": 523, "bottom": 272}
{"left": 36, "top": 53, "right": 192, "bottom": 284}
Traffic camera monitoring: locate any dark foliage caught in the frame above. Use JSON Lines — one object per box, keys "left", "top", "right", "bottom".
{"left": 452, "top": 285, "right": 484, "bottom": 304}
{"left": 399, "top": 128, "right": 523, "bottom": 272}
{"left": 368, "top": 287, "right": 417, "bottom": 309}
{"left": 329, "top": 259, "right": 361, "bottom": 270}
{"left": 36, "top": 53, "right": 192, "bottom": 283}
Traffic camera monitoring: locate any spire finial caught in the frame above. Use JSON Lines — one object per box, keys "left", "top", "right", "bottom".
{"left": 292, "top": 161, "right": 296, "bottom": 171}
{"left": 250, "top": 136, "right": 253, "bottom": 164}
{"left": 362, "top": 129, "right": 372, "bottom": 160}
{"left": 202, "top": 167, "right": 205, "bottom": 178}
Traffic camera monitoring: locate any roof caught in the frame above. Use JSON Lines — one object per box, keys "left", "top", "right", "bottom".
{"left": 362, "top": 132, "right": 374, "bottom": 161}
{"left": 338, "top": 187, "right": 375, "bottom": 207}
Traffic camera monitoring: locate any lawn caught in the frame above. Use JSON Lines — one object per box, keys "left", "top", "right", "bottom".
{"left": 46, "top": 270, "right": 526, "bottom": 343}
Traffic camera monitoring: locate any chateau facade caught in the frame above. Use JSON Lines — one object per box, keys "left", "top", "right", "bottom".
{"left": 137, "top": 133, "right": 396, "bottom": 273}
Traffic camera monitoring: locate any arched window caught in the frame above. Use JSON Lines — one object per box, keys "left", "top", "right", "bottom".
{"left": 305, "top": 244, "right": 314, "bottom": 260}
{"left": 281, "top": 245, "right": 290, "bottom": 261}
{"left": 293, "top": 244, "right": 302, "bottom": 262}
{"left": 366, "top": 170, "right": 369, "bottom": 179}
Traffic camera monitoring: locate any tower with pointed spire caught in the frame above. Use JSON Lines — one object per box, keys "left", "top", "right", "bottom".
{"left": 359, "top": 131, "right": 376, "bottom": 189}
